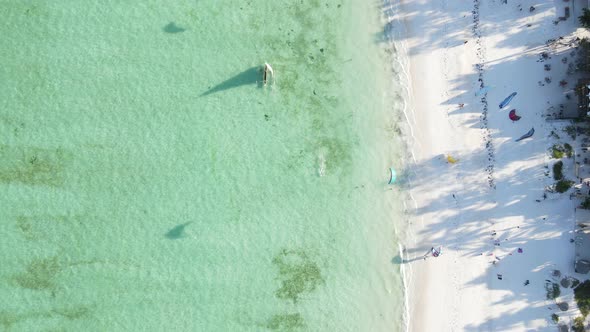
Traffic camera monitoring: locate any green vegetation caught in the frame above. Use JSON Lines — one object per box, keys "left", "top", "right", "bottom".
{"left": 564, "top": 125, "right": 577, "bottom": 140}
{"left": 555, "top": 180, "right": 574, "bottom": 193}
{"left": 577, "top": 40, "right": 590, "bottom": 73}
{"left": 549, "top": 142, "right": 572, "bottom": 159}
{"left": 573, "top": 316, "right": 585, "bottom": 332}
{"left": 553, "top": 161, "right": 564, "bottom": 180}
{"left": 264, "top": 313, "right": 305, "bottom": 331}
{"left": 0, "top": 311, "right": 50, "bottom": 330}
{"left": 564, "top": 143, "right": 573, "bottom": 157}
{"left": 0, "top": 306, "right": 90, "bottom": 330}
{"left": 546, "top": 281, "right": 561, "bottom": 300}
{"left": 551, "top": 144, "right": 565, "bottom": 159}
{"left": 580, "top": 8, "right": 590, "bottom": 28}
{"left": 583, "top": 197, "right": 590, "bottom": 209}
{"left": 51, "top": 307, "right": 90, "bottom": 320}
{"left": 551, "top": 313, "right": 559, "bottom": 323}
{"left": 0, "top": 146, "right": 68, "bottom": 187}
{"left": 14, "top": 257, "right": 60, "bottom": 290}
{"left": 575, "top": 280, "right": 590, "bottom": 317}
{"left": 272, "top": 249, "right": 324, "bottom": 303}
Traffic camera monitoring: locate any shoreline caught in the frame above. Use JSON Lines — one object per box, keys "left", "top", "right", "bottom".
{"left": 389, "top": 0, "right": 590, "bottom": 330}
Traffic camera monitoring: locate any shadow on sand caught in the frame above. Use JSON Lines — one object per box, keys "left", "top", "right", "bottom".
{"left": 391, "top": 255, "right": 425, "bottom": 264}
{"left": 163, "top": 22, "right": 186, "bottom": 33}
{"left": 200, "top": 67, "right": 261, "bottom": 96}
{"left": 165, "top": 222, "right": 192, "bottom": 239}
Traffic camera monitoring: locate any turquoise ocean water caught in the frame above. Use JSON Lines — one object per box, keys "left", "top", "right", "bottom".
{"left": 0, "top": 1, "right": 408, "bottom": 330}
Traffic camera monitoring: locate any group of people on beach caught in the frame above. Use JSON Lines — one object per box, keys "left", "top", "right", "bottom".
{"left": 489, "top": 229, "right": 530, "bottom": 285}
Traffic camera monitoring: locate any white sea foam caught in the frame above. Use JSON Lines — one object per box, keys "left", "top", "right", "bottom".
{"left": 381, "top": 1, "right": 425, "bottom": 331}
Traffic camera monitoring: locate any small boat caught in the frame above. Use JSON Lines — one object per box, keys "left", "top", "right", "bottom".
{"left": 263, "top": 63, "right": 274, "bottom": 85}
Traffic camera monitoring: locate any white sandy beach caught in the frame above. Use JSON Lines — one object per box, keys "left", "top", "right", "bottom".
{"left": 390, "top": 0, "right": 590, "bottom": 330}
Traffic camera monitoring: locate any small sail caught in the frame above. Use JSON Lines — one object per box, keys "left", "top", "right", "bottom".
{"left": 432, "top": 246, "right": 442, "bottom": 257}
{"left": 263, "top": 63, "right": 274, "bottom": 85}
{"left": 389, "top": 167, "right": 397, "bottom": 184}
{"left": 423, "top": 246, "right": 443, "bottom": 259}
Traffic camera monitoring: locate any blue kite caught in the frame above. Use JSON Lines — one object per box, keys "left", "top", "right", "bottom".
{"left": 499, "top": 92, "right": 517, "bottom": 109}
{"left": 515, "top": 127, "right": 534, "bottom": 142}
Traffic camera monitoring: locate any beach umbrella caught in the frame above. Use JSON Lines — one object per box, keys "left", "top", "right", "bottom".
{"left": 515, "top": 127, "right": 535, "bottom": 142}
{"left": 509, "top": 109, "right": 521, "bottom": 121}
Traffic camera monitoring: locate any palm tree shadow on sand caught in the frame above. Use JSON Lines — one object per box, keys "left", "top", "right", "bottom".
{"left": 165, "top": 222, "right": 192, "bottom": 239}
{"left": 200, "top": 66, "right": 261, "bottom": 96}
{"left": 391, "top": 254, "right": 425, "bottom": 264}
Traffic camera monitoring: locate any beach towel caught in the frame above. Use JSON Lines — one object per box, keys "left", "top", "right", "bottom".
{"left": 499, "top": 92, "right": 517, "bottom": 109}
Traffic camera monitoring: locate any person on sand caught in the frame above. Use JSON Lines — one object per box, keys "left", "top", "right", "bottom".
{"left": 458, "top": 103, "right": 464, "bottom": 108}
{"left": 524, "top": 280, "right": 530, "bottom": 286}
{"left": 497, "top": 274, "right": 503, "bottom": 280}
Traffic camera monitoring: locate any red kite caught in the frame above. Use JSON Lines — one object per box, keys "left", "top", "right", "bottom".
{"left": 509, "top": 109, "right": 521, "bottom": 121}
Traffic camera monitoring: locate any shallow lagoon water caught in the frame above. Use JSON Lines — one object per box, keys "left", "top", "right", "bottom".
{"left": 0, "top": 1, "right": 407, "bottom": 330}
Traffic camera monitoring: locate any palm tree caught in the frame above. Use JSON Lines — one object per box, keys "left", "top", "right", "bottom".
{"left": 580, "top": 8, "right": 590, "bottom": 28}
